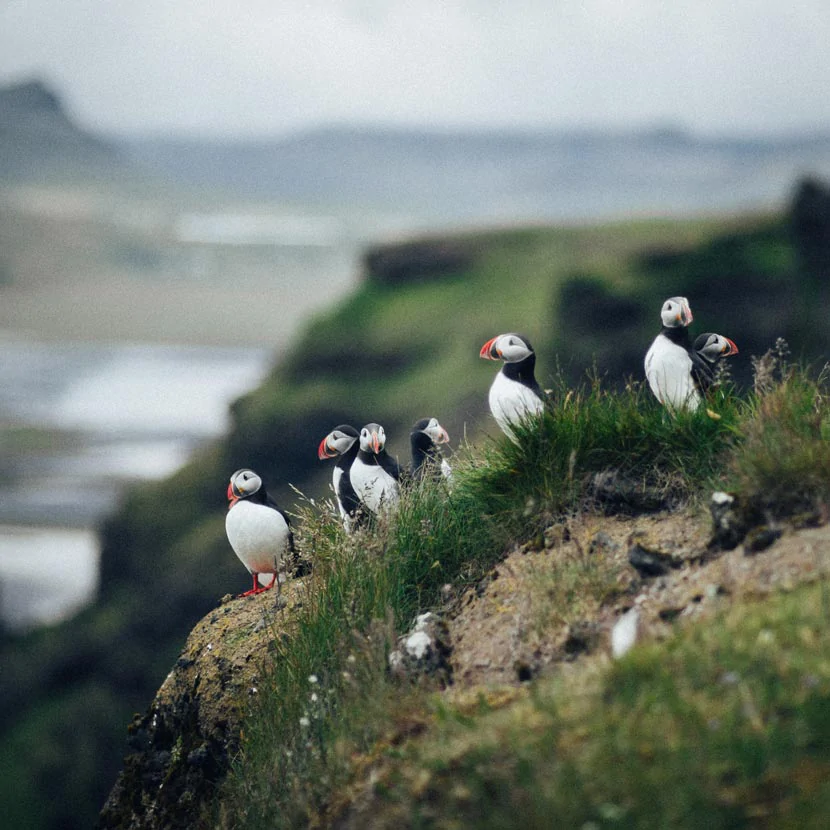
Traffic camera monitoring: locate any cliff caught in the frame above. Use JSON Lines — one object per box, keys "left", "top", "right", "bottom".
{"left": 99, "top": 497, "right": 830, "bottom": 827}
{"left": 99, "top": 583, "right": 306, "bottom": 828}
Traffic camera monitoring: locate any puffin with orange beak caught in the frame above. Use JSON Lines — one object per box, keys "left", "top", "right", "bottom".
{"left": 479, "top": 333, "right": 544, "bottom": 439}
{"left": 410, "top": 417, "right": 452, "bottom": 481}
{"left": 693, "top": 332, "right": 739, "bottom": 392}
{"left": 317, "top": 424, "right": 361, "bottom": 530}
{"left": 644, "top": 296, "right": 704, "bottom": 411}
{"left": 225, "top": 468, "right": 294, "bottom": 597}
{"left": 694, "top": 332, "right": 739, "bottom": 368}
{"left": 348, "top": 422, "right": 401, "bottom": 516}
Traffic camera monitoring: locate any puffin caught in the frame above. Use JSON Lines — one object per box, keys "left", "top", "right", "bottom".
{"left": 225, "top": 468, "right": 295, "bottom": 597}
{"left": 644, "top": 297, "right": 707, "bottom": 411}
{"left": 693, "top": 332, "right": 739, "bottom": 383}
{"left": 479, "top": 333, "right": 545, "bottom": 438}
{"left": 410, "top": 417, "right": 452, "bottom": 481}
{"left": 317, "top": 424, "right": 362, "bottom": 530}
{"left": 348, "top": 422, "right": 401, "bottom": 516}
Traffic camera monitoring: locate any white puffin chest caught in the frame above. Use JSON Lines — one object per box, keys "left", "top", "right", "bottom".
{"left": 332, "top": 466, "right": 346, "bottom": 518}
{"left": 225, "top": 500, "right": 290, "bottom": 574}
{"left": 489, "top": 371, "right": 544, "bottom": 436}
{"left": 644, "top": 334, "right": 701, "bottom": 411}
{"left": 349, "top": 458, "right": 399, "bottom": 514}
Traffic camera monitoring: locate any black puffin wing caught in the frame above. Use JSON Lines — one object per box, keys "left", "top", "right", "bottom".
{"left": 690, "top": 351, "right": 715, "bottom": 395}
{"left": 265, "top": 493, "right": 296, "bottom": 553}
{"left": 337, "top": 471, "right": 362, "bottom": 517}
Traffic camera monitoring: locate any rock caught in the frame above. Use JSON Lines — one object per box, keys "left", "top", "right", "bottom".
{"left": 708, "top": 491, "right": 750, "bottom": 550}
{"left": 589, "top": 470, "right": 673, "bottom": 513}
{"left": 611, "top": 608, "right": 640, "bottom": 658}
{"left": 627, "top": 533, "right": 683, "bottom": 578}
{"left": 99, "top": 582, "right": 306, "bottom": 829}
{"left": 744, "top": 525, "right": 783, "bottom": 555}
{"left": 388, "top": 612, "right": 452, "bottom": 686}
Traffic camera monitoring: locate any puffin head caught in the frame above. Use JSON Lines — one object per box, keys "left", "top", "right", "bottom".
{"left": 227, "top": 468, "right": 263, "bottom": 505}
{"left": 359, "top": 423, "right": 386, "bottom": 455}
{"left": 694, "top": 332, "right": 739, "bottom": 363}
{"left": 659, "top": 297, "right": 693, "bottom": 329}
{"left": 412, "top": 417, "right": 450, "bottom": 446}
{"left": 479, "top": 333, "right": 535, "bottom": 363}
{"left": 318, "top": 424, "right": 359, "bottom": 459}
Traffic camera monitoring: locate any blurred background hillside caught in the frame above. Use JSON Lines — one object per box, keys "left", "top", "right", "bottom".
{"left": 2, "top": 2, "right": 830, "bottom": 827}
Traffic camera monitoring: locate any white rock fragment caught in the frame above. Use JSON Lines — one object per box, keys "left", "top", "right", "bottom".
{"left": 415, "top": 612, "right": 433, "bottom": 631}
{"left": 711, "top": 491, "right": 734, "bottom": 506}
{"left": 611, "top": 608, "right": 640, "bottom": 659}
{"left": 405, "top": 630, "right": 432, "bottom": 660}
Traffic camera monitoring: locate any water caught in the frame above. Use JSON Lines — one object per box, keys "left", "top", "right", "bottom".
{"left": 0, "top": 338, "right": 273, "bottom": 630}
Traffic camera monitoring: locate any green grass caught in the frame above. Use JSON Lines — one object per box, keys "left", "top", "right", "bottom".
{"left": 459, "top": 374, "right": 742, "bottom": 539}
{"left": 729, "top": 356, "right": 830, "bottom": 520}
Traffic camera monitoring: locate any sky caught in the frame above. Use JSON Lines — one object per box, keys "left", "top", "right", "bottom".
{"left": 1, "top": 0, "right": 829, "bottom": 139}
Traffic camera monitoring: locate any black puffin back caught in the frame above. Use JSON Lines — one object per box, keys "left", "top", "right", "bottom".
{"left": 335, "top": 433, "right": 361, "bottom": 514}
{"left": 376, "top": 448, "right": 401, "bottom": 480}
{"left": 262, "top": 488, "right": 295, "bottom": 554}
{"left": 661, "top": 325, "right": 712, "bottom": 394}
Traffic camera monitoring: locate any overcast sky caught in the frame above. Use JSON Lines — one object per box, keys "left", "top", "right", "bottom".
{"left": 1, "top": 0, "right": 829, "bottom": 139}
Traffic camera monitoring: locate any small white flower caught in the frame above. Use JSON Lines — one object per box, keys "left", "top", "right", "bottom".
{"left": 299, "top": 716, "right": 310, "bottom": 728}
{"left": 308, "top": 674, "right": 319, "bottom": 684}
{"left": 310, "top": 692, "right": 318, "bottom": 703}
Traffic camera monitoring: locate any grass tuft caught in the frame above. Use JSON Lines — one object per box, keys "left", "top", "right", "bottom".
{"left": 462, "top": 374, "right": 741, "bottom": 539}
{"left": 730, "top": 353, "right": 830, "bottom": 520}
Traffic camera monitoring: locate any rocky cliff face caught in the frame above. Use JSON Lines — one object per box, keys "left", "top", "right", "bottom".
{"left": 98, "top": 581, "right": 306, "bottom": 829}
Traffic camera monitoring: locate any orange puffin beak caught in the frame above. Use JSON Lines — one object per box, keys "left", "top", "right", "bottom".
{"left": 679, "top": 300, "right": 693, "bottom": 327}
{"left": 227, "top": 481, "right": 239, "bottom": 508}
{"left": 722, "top": 338, "right": 739, "bottom": 356}
{"left": 318, "top": 436, "right": 336, "bottom": 459}
{"left": 371, "top": 431, "right": 381, "bottom": 454}
{"left": 480, "top": 337, "right": 500, "bottom": 360}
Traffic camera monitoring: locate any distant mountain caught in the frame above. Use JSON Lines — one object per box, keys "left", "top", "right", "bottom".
{"left": 123, "top": 125, "right": 830, "bottom": 224}
{"left": 3, "top": 77, "right": 830, "bottom": 225}
{"left": 0, "top": 80, "right": 125, "bottom": 181}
